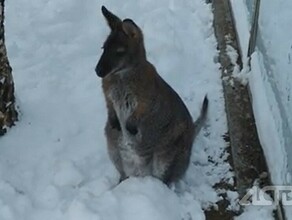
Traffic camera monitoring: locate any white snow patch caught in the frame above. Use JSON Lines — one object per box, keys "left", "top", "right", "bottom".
{"left": 226, "top": 44, "right": 249, "bottom": 86}
{"left": 34, "top": 185, "right": 60, "bottom": 210}
{"left": 227, "top": 190, "right": 240, "bottom": 212}
{"left": 53, "top": 160, "right": 83, "bottom": 187}
{"left": 236, "top": 205, "right": 275, "bottom": 220}
{"left": 229, "top": 0, "right": 251, "bottom": 63}
{"left": 0, "top": 0, "right": 237, "bottom": 219}
{"left": 249, "top": 52, "right": 286, "bottom": 184}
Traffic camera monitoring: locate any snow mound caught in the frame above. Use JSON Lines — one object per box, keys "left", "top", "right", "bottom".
{"left": 0, "top": 0, "right": 240, "bottom": 219}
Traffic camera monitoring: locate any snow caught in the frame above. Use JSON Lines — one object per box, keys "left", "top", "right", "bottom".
{"left": 235, "top": 186, "right": 275, "bottom": 220}
{"left": 258, "top": 0, "right": 292, "bottom": 186}
{"left": 225, "top": 43, "right": 249, "bottom": 86}
{"left": 53, "top": 160, "right": 83, "bottom": 187}
{"left": 228, "top": 1, "right": 251, "bottom": 86}
{"left": 235, "top": 205, "right": 275, "bottom": 220}
{"left": 231, "top": 0, "right": 292, "bottom": 186}
{"left": 0, "top": 0, "right": 276, "bottom": 219}
{"left": 249, "top": 52, "right": 286, "bottom": 185}
{"left": 229, "top": 0, "right": 251, "bottom": 61}
{"left": 231, "top": 1, "right": 292, "bottom": 218}
{"left": 257, "top": 2, "right": 292, "bottom": 218}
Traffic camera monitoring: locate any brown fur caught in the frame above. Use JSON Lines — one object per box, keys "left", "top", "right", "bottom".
{"left": 96, "top": 6, "right": 208, "bottom": 184}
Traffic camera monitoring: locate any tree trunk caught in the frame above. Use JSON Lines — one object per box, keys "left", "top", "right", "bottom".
{"left": 0, "top": 0, "right": 17, "bottom": 136}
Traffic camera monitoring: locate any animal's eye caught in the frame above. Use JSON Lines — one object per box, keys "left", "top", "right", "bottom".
{"left": 116, "top": 47, "right": 126, "bottom": 55}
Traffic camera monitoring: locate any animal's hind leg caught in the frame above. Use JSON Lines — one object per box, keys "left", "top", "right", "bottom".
{"left": 153, "top": 132, "right": 193, "bottom": 185}
{"left": 152, "top": 146, "right": 176, "bottom": 183}
{"left": 167, "top": 132, "right": 193, "bottom": 184}
{"left": 105, "top": 121, "right": 126, "bottom": 181}
{"left": 167, "top": 147, "right": 192, "bottom": 184}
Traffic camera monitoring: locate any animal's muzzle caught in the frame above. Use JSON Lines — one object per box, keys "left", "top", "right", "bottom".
{"left": 95, "top": 65, "right": 104, "bottom": 78}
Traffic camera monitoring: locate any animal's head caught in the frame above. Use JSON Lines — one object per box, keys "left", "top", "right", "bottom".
{"left": 95, "top": 6, "right": 146, "bottom": 78}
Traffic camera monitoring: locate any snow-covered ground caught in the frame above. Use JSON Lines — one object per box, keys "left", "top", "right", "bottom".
{"left": 231, "top": 0, "right": 292, "bottom": 185}
{"left": 0, "top": 0, "right": 274, "bottom": 219}
{"left": 231, "top": 1, "right": 292, "bottom": 218}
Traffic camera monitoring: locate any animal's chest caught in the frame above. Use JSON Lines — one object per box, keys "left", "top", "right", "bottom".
{"left": 107, "top": 85, "right": 137, "bottom": 124}
{"left": 106, "top": 84, "right": 150, "bottom": 176}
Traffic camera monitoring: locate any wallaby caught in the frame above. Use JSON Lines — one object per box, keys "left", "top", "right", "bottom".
{"left": 95, "top": 6, "right": 208, "bottom": 184}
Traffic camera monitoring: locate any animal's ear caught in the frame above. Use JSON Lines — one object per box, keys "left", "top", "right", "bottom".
{"left": 101, "top": 6, "right": 121, "bottom": 30}
{"left": 122, "top": 19, "right": 141, "bottom": 39}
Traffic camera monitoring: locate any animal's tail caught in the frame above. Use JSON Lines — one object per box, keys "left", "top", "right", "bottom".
{"left": 193, "top": 95, "right": 208, "bottom": 139}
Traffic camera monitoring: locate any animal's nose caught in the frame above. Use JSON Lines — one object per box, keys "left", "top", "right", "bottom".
{"left": 95, "top": 65, "right": 103, "bottom": 77}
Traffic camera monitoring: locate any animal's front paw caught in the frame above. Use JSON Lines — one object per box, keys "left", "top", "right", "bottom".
{"left": 110, "top": 118, "right": 121, "bottom": 131}
{"left": 126, "top": 121, "right": 138, "bottom": 135}
{"left": 119, "top": 175, "right": 128, "bottom": 184}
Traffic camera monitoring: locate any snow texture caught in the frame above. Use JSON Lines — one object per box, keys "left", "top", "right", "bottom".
{"left": 231, "top": 0, "right": 292, "bottom": 186}
{"left": 256, "top": 0, "right": 292, "bottom": 215}
{"left": 257, "top": 0, "right": 292, "bottom": 186}
{"left": 229, "top": 0, "right": 251, "bottom": 62}
{"left": 235, "top": 205, "right": 275, "bottom": 220}
{"left": 0, "top": 0, "right": 254, "bottom": 219}
{"left": 231, "top": 1, "right": 292, "bottom": 219}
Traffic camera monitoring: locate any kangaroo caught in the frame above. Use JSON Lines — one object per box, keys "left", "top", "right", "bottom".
{"left": 95, "top": 6, "right": 208, "bottom": 184}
